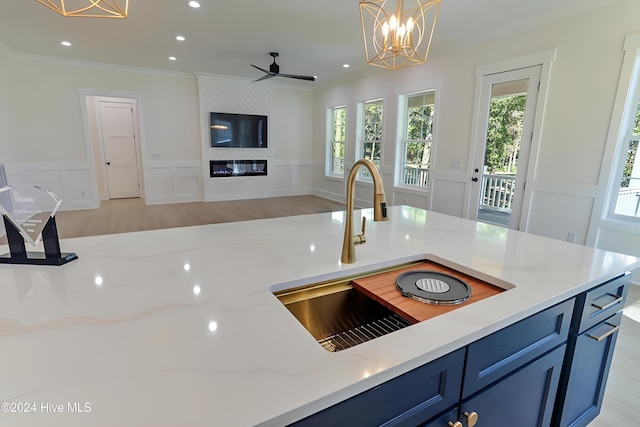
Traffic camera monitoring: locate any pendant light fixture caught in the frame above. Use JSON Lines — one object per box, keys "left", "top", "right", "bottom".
{"left": 359, "top": 0, "right": 440, "bottom": 70}
{"left": 36, "top": 0, "right": 129, "bottom": 18}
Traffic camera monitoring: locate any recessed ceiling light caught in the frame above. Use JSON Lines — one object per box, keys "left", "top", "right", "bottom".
{"left": 176, "top": 35, "right": 186, "bottom": 41}
{"left": 169, "top": 56, "right": 177, "bottom": 61}
{"left": 188, "top": 1, "right": 200, "bottom": 8}
{"left": 61, "top": 41, "right": 71, "bottom": 47}
{"left": 343, "top": 64, "right": 350, "bottom": 68}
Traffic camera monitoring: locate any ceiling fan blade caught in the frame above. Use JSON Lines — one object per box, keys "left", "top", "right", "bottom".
{"left": 278, "top": 73, "right": 316, "bottom": 81}
{"left": 251, "top": 64, "right": 278, "bottom": 82}
{"left": 251, "top": 55, "right": 315, "bottom": 83}
{"left": 252, "top": 73, "right": 276, "bottom": 83}
{"left": 251, "top": 64, "right": 273, "bottom": 75}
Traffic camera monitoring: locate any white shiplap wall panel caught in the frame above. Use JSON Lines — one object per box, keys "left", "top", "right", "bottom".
{"left": 196, "top": 74, "right": 313, "bottom": 202}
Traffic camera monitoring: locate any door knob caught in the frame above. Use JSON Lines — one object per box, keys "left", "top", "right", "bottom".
{"left": 464, "top": 411, "right": 479, "bottom": 427}
{"left": 106, "top": 162, "right": 111, "bottom": 165}
{"left": 471, "top": 177, "right": 478, "bottom": 182}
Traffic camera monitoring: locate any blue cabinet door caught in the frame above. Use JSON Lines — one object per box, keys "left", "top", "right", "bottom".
{"left": 461, "top": 345, "right": 566, "bottom": 427}
{"left": 554, "top": 311, "right": 623, "bottom": 427}
{"left": 419, "top": 407, "right": 459, "bottom": 427}
{"left": 289, "top": 348, "right": 465, "bottom": 427}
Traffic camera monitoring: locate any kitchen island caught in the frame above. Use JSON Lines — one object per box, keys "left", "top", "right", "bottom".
{"left": 0, "top": 205, "right": 638, "bottom": 426}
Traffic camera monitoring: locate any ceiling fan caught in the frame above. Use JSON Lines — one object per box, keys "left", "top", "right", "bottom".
{"left": 251, "top": 52, "right": 316, "bottom": 83}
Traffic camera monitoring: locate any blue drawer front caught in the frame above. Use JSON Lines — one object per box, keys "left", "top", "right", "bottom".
{"left": 577, "top": 273, "right": 629, "bottom": 334}
{"left": 289, "top": 348, "right": 465, "bottom": 427}
{"left": 463, "top": 299, "right": 574, "bottom": 398}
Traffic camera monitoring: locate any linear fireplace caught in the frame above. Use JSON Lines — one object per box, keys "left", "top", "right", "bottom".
{"left": 210, "top": 160, "right": 267, "bottom": 178}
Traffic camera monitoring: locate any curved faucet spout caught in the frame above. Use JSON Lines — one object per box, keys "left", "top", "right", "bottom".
{"left": 341, "top": 159, "right": 389, "bottom": 264}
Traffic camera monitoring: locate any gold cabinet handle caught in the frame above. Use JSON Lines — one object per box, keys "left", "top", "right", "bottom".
{"left": 588, "top": 322, "right": 620, "bottom": 341}
{"left": 448, "top": 422, "right": 462, "bottom": 427}
{"left": 592, "top": 295, "right": 622, "bottom": 310}
{"left": 464, "top": 411, "right": 479, "bottom": 427}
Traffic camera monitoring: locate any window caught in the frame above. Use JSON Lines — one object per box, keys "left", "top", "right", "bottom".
{"left": 612, "top": 104, "right": 640, "bottom": 218}
{"left": 608, "top": 35, "right": 640, "bottom": 222}
{"left": 328, "top": 106, "right": 346, "bottom": 177}
{"left": 360, "top": 98, "right": 383, "bottom": 179}
{"left": 400, "top": 91, "right": 435, "bottom": 188}
{"left": 611, "top": 101, "right": 640, "bottom": 219}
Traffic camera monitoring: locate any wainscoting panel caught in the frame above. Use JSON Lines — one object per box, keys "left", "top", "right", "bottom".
{"left": 61, "top": 169, "right": 95, "bottom": 205}
{"left": 271, "top": 163, "right": 292, "bottom": 190}
{"left": 271, "top": 161, "right": 313, "bottom": 193}
{"left": 430, "top": 177, "right": 466, "bottom": 217}
{"left": 144, "top": 161, "right": 202, "bottom": 205}
{"left": 392, "top": 189, "right": 429, "bottom": 209}
{"left": 204, "top": 175, "right": 272, "bottom": 201}
{"left": 526, "top": 180, "right": 598, "bottom": 245}
{"left": 174, "top": 166, "right": 202, "bottom": 196}
{"left": 3, "top": 163, "right": 97, "bottom": 210}
{"left": 143, "top": 167, "right": 173, "bottom": 202}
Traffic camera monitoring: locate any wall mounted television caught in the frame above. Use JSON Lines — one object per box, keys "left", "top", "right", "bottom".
{"left": 210, "top": 112, "right": 268, "bottom": 148}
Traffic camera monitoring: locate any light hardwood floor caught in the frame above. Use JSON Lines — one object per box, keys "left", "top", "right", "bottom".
{"left": 4, "top": 195, "right": 637, "bottom": 424}
{"left": 52, "top": 195, "right": 345, "bottom": 238}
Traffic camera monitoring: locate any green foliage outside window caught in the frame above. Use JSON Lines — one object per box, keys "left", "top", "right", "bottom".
{"left": 362, "top": 100, "right": 383, "bottom": 176}
{"left": 621, "top": 104, "right": 640, "bottom": 187}
{"left": 485, "top": 95, "right": 526, "bottom": 174}
{"left": 331, "top": 106, "right": 346, "bottom": 175}
{"left": 332, "top": 107, "right": 346, "bottom": 142}
{"left": 364, "top": 100, "right": 383, "bottom": 143}
{"left": 402, "top": 91, "right": 434, "bottom": 187}
{"left": 405, "top": 104, "right": 433, "bottom": 169}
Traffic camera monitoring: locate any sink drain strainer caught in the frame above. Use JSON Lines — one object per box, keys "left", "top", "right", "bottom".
{"left": 416, "top": 278, "right": 450, "bottom": 293}
{"left": 396, "top": 271, "right": 471, "bottom": 305}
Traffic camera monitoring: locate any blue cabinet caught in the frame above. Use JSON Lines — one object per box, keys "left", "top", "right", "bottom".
{"left": 460, "top": 345, "right": 566, "bottom": 427}
{"left": 553, "top": 274, "right": 629, "bottom": 427}
{"left": 440, "top": 300, "right": 573, "bottom": 427}
{"left": 289, "top": 348, "right": 465, "bottom": 427}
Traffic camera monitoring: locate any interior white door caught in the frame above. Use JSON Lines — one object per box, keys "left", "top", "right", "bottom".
{"left": 97, "top": 100, "right": 140, "bottom": 199}
{"left": 468, "top": 65, "right": 541, "bottom": 230}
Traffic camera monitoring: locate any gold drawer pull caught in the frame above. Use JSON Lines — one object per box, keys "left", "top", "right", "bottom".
{"left": 592, "top": 295, "right": 622, "bottom": 311}
{"left": 448, "top": 422, "right": 462, "bottom": 427}
{"left": 588, "top": 323, "right": 620, "bottom": 341}
{"left": 463, "top": 411, "right": 479, "bottom": 427}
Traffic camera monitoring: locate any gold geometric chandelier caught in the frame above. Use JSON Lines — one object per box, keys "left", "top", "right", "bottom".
{"left": 359, "top": 0, "right": 440, "bottom": 70}
{"left": 36, "top": 0, "right": 129, "bottom": 18}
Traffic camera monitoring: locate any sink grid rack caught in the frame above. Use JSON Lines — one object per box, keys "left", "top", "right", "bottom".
{"left": 318, "top": 313, "right": 411, "bottom": 352}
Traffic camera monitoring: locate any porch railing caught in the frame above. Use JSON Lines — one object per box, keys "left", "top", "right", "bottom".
{"left": 480, "top": 173, "right": 516, "bottom": 212}
{"left": 615, "top": 187, "right": 640, "bottom": 216}
{"left": 403, "top": 166, "right": 429, "bottom": 187}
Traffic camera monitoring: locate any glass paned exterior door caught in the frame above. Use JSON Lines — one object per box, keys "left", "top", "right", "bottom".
{"left": 470, "top": 66, "right": 541, "bottom": 229}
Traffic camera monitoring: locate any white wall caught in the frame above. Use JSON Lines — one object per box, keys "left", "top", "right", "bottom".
{"left": 311, "top": 0, "right": 640, "bottom": 266}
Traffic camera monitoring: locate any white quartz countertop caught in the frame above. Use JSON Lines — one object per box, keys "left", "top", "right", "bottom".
{"left": 1, "top": 206, "right": 638, "bottom": 427}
